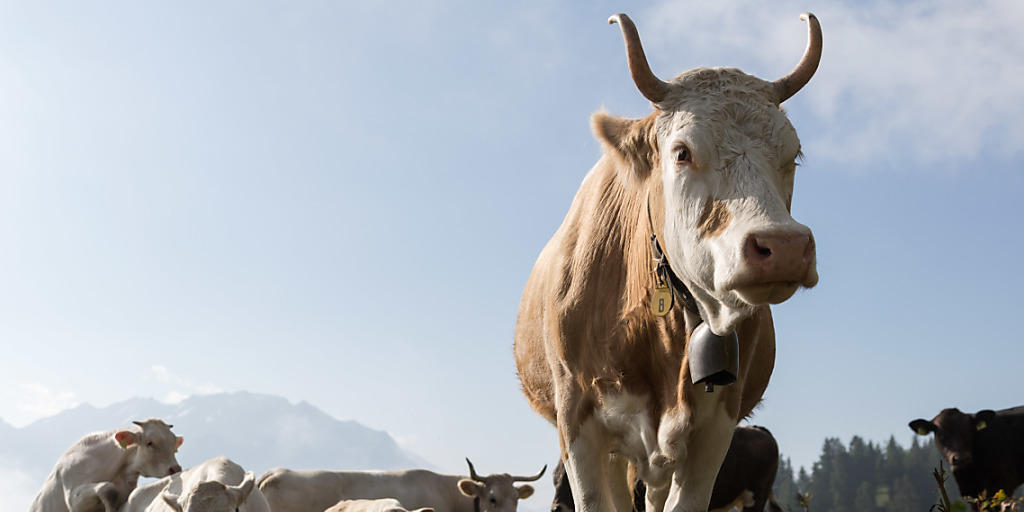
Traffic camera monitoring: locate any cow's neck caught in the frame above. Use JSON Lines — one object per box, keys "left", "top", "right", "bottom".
{"left": 577, "top": 156, "right": 758, "bottom": 410}
{"left": 646, "top": 189, "right": 699, "bottom": 319}
{"left": 578, "top": 156, "right": 696, "bottom": 338}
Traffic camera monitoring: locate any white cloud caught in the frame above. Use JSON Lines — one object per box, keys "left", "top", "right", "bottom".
{"left": 13, "top": 383, "right": 79, "bottom": 425}
{"left": 148, "top": 365, "right": 223, "bottom": 404}
{"left": 639, "top": 0, "right": 1024, "bottom": 168}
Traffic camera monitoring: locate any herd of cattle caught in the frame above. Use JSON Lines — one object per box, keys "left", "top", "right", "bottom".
{"left": 24, "top": 9, "right": 1024, "bottom": 512}
{"left": 25, "top": 407, "right": 1024, "bottom": 512}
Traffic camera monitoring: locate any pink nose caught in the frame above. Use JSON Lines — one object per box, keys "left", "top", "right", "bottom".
{"left": 742, "top": 230, "right": 814, "bottom": 283}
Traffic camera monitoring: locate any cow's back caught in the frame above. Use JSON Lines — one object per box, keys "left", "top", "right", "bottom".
{"left": 29, "top": 472, "right": 67, "bottom": 512}
{"left": 975, "top": 407, "right": 1024, "bottom": 497}
{"left": 30, "top": 430, "right": 125, "bottom": 512}
{"left": 709, "top": 426, "right": 779, "bottom": 512}
{"left": 326, "top": 498, "right": 410, "bottom": 512}
{"left": 188, "top": 457, "right": 270, "bottom": 512}
{"left": 259, "top": 469, "right": 466, "bottom": 512}
{"left": 124, "top": 457, "right": 269, "bottom": 512}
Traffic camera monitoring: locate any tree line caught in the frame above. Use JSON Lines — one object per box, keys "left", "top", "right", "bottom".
{"left": 772, "top": 435, "right": 956, "bottom": 512}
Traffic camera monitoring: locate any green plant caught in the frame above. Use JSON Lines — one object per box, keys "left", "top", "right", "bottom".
{"left": 795, "top": 491, "right": 812, "bottom": 512}
{"left": 930, "top": 462, "right": 965, "bottom": 512}
{"left": 965, "top": 490, "right": 1023, "bottom": 512}
{"left": 931, "top": 460, "right": 1023, "bottom": 512}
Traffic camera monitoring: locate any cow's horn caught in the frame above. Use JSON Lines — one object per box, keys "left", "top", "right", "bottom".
{"left": 465, "top": 458, "right": 484, "bottom": 482}
{"left": 772, "top": 13, "right": 822, "bottom": 103}
{"left": 512, "top": 465, "right": 547, "bottom": 482}
{"left": 609, "top": 13, "right": 670, "bottom": 104}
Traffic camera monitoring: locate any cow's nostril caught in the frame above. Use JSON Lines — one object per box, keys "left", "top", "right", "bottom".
{"left": 755, "top": 241, "right": 771, "bottom": 257}
{"left": 744, "top": 234, "right": 776, "bottom": 264}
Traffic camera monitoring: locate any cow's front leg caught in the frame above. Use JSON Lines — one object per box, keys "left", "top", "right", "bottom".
{"left": 662, "top": 411, "right": 735, "bottom": 512}
{"left": 561, "top": 415, "right": 615, "bottom": 512}
{"left": 606, "top": 454, "right": 635, "bottom": 512}
{"left": 644, "top": 482, "right": 669, "bottom": 512}
{"left": 68, "top": 482, "right": 120, "bottom": 512}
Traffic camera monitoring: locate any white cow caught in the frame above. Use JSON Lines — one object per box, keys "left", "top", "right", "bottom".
{"left": 30, "top": 419, "right": 183, "bottom": 512}
{"left": 258, "top": 459, "right": 545, "bottom": 512}
{"left": 122, "top": 456, "right": 269, "bottom": 512}
{"left": 324, "top": 498, "right": 434, "bottom": 512}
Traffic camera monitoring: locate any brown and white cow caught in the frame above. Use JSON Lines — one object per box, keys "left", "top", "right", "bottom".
{"left": 514, "top": 12, "right": 822, "bottom": 512}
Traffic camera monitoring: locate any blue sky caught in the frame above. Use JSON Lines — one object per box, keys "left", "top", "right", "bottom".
{"left": 1, "top": 0, "right": 1023, "bottom": 507}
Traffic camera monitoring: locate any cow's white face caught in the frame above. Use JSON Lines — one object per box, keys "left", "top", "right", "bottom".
{"left": 657, "top": 69, "right": 818, "bottom": 334}
{"left": 458, "top": 475, "right": 535, "bottom": 512}
{"left": 603, "top": 12, "right": 822, "bottom": 335}
{"left": 115, "top": 418, "right": 183, "bottom": 478}
{"left": 160, "top": 473, "right": 256, "bottom": 512}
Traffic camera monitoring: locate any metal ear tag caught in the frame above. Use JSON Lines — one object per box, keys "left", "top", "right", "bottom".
{"left": 652, "top": 282, "right": 673, "bottom": 317}
{"left": 649, "top": 234, "right": 673, "bottom": 317}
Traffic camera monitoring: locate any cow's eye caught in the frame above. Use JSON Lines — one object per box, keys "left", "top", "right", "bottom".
{"left": 676, "top": 146, "right": 692, "bottom": 164}
{"left": 490, "top": 497, "right": 497, "bottom": 504}
{"left": 146, "top": 441, "right": 153, "bottom": 447}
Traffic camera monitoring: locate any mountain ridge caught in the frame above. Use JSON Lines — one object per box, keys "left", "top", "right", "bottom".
{"left": 0, "top": 391, "right": 431, "bottom": 482}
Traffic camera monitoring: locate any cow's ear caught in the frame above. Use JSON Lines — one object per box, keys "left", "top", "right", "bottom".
{"left": 160, "top": 492, "right": 184, "bottom": 512}
{"left": 975, "top": 410, "right": 996, "bottom": 430}
{"left": 228, "top": 472, "right": 255, "bottom": 504}
{"left": 516, "top": 484, "right": 535, "bottom": 500}
{"left": 592, "top": 111, "right": 659, "bottom": 179}
{"left": 114, "top": 431, "right": 139, "bottom": 449}
{"left": 909, "top": 419, "right": 935, "bottom": 436}
{"left": 457, "top": 479, "right": 483, "bottom": 497}
{"left": 175, "top": 436, "right": 184, "bottom": 451}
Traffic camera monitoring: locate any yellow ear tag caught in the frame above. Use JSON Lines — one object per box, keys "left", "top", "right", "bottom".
{"left": 652, "top": 283, "right": 673, "bottom": 317}
{"left": 117, "top": 437, "right": 130, "bottom": 449}
{"left": 976, "top": 421, "right": 987, "bottom": 431}
{"left": 916, "top": 427, "right": 928, "bottom": 436}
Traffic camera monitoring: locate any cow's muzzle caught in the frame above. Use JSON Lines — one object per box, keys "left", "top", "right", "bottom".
{"left": 728, "top": 228, "right": 818, "bottom": 304}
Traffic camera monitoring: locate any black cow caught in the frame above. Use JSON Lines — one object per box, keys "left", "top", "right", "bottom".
{"left": 551, "top": 426, "right": 782, "bottom": 512}
{"left": 909, "top": 406, "right": 1024, "bottom": 501}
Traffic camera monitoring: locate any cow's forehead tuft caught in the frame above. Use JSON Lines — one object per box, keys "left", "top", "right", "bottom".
{"left": 137, "top": 418, "right": 172, "bottom": 429}
{"left": 661, "top": 67, "right": 776, "bottom": 109}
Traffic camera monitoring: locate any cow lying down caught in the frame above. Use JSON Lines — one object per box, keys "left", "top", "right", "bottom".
{"left": 30, "top": 419, "right": 183, "bottom": 512}
{"left": 258, "top": 459, "right": 544, "bottom": 512}
{"left": 325, "top": 498, "right": 435, "bottom": 512}
{"left": 122, "top": 456, "right": 269, "bottom": 512}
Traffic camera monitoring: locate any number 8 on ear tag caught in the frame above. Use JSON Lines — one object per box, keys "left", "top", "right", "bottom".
{"left": 651, "top": 283, "right": 673, "bottom": 317}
